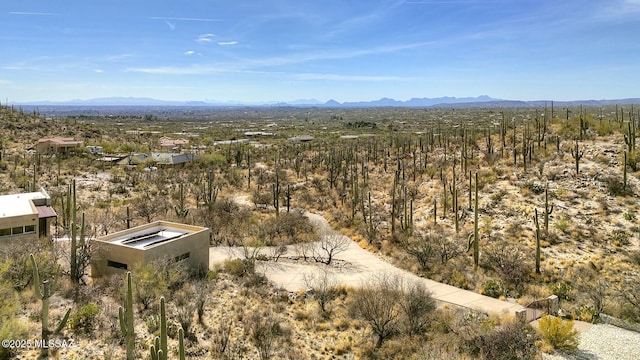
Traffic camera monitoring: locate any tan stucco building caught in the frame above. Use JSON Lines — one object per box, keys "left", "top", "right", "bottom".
{"left": 35, "top": 137, "right": 84, "bottom": 154}
{"left": 91, "top": 221, "right": 210, "bottom": 277}
{"left": 0, "top": 188, "right": 57, "bottom": 243}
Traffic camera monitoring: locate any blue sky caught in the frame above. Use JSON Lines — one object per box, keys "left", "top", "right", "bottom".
{"left": 1, "top": 0, "right": 639, "bottom": 103}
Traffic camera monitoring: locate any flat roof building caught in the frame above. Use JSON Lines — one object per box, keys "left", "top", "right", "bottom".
{"left": 0, "top": 188, "right": 57, "bottom": 242}
{"left": 35, "top": 137, "right": 84, "bottom": 154}
{"left": 91, "top": 221, "right": 210, "bottom": 277}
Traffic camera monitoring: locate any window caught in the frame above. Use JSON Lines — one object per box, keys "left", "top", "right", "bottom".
{"left": 107, "top": 260, "right": 128, "bottom": 270}
{"left": 0, "top": 228, "right": 11, "bottom": 237}
{"left": 24, "top": 225, "right": 35, "bottom": 233}
{"left": 174, "top": 252, "right": 190, "bottom": 262}
{"left": 12, "top": 227, "right": 24, "bottom": 235}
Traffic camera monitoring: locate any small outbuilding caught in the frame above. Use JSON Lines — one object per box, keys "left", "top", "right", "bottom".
{"left": 91, "top": 220, "right": 210, "bottom": 277}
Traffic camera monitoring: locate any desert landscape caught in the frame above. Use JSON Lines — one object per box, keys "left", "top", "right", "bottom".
{"left": 1, "top": 102, "right": 640, "bottom": 359}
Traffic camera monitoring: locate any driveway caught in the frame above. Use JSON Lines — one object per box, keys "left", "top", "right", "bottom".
{"left": 211, "top": 197, "right": 525, "bottom": 318}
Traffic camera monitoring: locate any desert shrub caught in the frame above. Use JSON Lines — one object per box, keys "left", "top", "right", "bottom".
{"left": 626, "top": 150, "right": 640, "bottom": 171}
{"left": 131, "top": 262, "right": 167, "bottom": 311}
{"left": 144, "top": 314, "right": 160, "bottom": 334}
{"left": 554, "top": 215, "right": 572, "bottom": 234}
{"left": 622, "top": 211, "right": 636, "bottom": 221}
{"left": 479, "top": 321, "right": 539, "bottom": 360}
{"left": 0, "top": 259, "right": 28, "bottom": 360}
{"left": 398, "top": 281, "right": 436, "bottom": 335}
{"left": 604, "top": 175, "right": 632, "bottom": 196}
{"left": 482, "top": 243, "right": 529, "bottom": 294}
{"left": 627, "top": 250, "right": 640, "bottom": 266}
{"left": 69, "top": 302, "right": 100, "bottom": 336}
{"left": 245, "top": 311, "right": 287, "bottom": 360}
{"left": 537, "top": 315, "right": 579, "bottom": 352}
{"left": 258, "top": 210, "right": 317, "bottom": 246}
{"left": 348, "top": 274, "right": 402, "bottom": 348}
{"left": 611, "top": 230, "right": 631, "bottom": 246}
{"left": 223, "top": 258, "right": 254, "bottom": 277}
{"left": 304, "top": 270, "right": 339, "bottom": 314}
{"left": 374, "top": 337, "right": 423, "bottom": 360}
{"left": 482, "top": 279, "right": 505, "bottom": 298}
{"left": 1, "top": 240, "right": 58, "bottom": 291}
{"left": 595, "top": 120, "right": 615, "bottom": 136}
{"left": 549, "top": 282, "right": 573, "bottom": 301}
{"left": 0, "top": 318, "right": 29, "bottom": 360}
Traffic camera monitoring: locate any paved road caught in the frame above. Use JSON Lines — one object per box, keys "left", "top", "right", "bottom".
{"left": 211, "top": 196, "right": 525, "bottom": 318}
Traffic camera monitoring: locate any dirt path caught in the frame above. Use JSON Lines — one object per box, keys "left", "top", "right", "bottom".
{"left": 210, "top": 195, "right": 525, "bottom": 318}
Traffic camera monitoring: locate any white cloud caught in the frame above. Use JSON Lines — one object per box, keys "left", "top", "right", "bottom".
{"left": 291, "top": 73, "right": 403, "bottom": 82}
{"left": 10, "top": 11, "right": 56, "bottom": 16}
{"left": 165, "top": 21, "right": 176, "bottom": 30}
{"left": 218, "top": 41, "right": 239, "bottom": 46}
{"left": 149, "top": 16, "right": 223, "bottom": 22}
{"left": 196, "top": 34, "right": 215, "bottom": 43}
{"left": 127, "top": 66, "right": 216, "bottom": 75}
{"left": 94, "top": 69, "right": 104, "bottom": 73}
{"left": 107, "top": 54, "right": 133, "bottom": 62}
{"left": 184, "top": 50, "right": 195, "bottom": 55}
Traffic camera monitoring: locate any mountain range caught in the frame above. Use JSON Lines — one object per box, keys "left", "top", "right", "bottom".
{"left": 14, "top": 96, "right": 640, "bottom": 108}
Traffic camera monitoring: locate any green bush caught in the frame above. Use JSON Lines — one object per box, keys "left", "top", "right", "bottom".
{"left": 549, "top": 282, "right": 573, "bottom": 301}
{"left": 223, "top": 258, "right": 254, "bottom": 277}
{"left": 0, "top": 318, "right": 29, "bottom": 360}
{"left": 69, "top": 302, "right": 100, "bottom": 336}
{"left": 482, "top": 279, "right": 505, "bottom": 299}
{"left": 537, "top": 315, "right": 579, "bottom": 352}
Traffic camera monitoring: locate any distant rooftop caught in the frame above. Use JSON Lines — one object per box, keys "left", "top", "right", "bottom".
{"left": 0, "top": 189, "right": 51, "bottom": 218}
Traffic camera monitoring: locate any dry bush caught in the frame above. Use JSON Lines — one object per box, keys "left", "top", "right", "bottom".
{"left": 348, "top": 274, "right": 402, "bottom": 348}
{"left": 303, "top": 269, "right": 339, "bottom": 315}
{"left": 312, "top": 230, "right": 350, "bottom": 265}
{"left": 482, "top": 242, "right": 530, "bottom": 295}
{"left": 478, "top": 321, "right": 539, "bottom": 360}
{"left": 245, "top": 311, "right": 288, "bottom": 360}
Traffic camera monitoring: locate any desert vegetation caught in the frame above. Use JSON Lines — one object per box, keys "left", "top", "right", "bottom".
{"left": 1, "top": 102, "right": 640, "bottom": 358}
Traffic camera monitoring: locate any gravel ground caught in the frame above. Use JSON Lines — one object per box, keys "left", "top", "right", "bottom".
{"left": 543, "top": 324, "right": 640, "bottom": 360}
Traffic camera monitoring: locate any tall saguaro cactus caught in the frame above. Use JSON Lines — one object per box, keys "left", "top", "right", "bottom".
{"left": 31, "top": 254, "right": 70, "bottom": 359}
{"left": 544, "top": 184, "right": 554, "bottom": 233}
{"left": 69, "top": 179, "right": 80, "bottom": 283}
{"left": 150, "top": 297, "right": 168, "bottom": 360}
{"left": 150, "top": 296, "right": 186, "bottom": 360}
{"left": 570, "top": 140, "right": 584, "bottom": 174}
{"left": 534, "top": 209, "right": 541, "bottom": 274}
{"left": 174, "top": 182, "right": 189, "bottom": 219}
{"left": 625, "top": 119, "right": 636, "bottom": 152}
{"left": 119, "top": 271, "right": 136, "bottom": 360}
{"left": 473, "top": 172, "right": 479, "bottom": 269}
{"left": 466, "top": 172, "right": 480, "bottom": 270}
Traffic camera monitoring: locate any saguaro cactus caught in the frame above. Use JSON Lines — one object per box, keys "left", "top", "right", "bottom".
{"left": 466, "top": 173, "right": 480, "bottom": 269}
{"left": 70, "top": 179, "right": 79, "bottom": 283}
{"left": 534, "top": 209, "right": 541, "bottom": 274}
{"left": 31, "top": 254, "right": 70, "bottom": 359}
{"left": 623, "top": 151, "right": 628, "bottom": 192}
{"left": 544, "top": 184, "right": 554, "bottom": 233}
{"left": 570, "top": 140, "right": 584, "bottom": 174}
{"left": 625, "top": 120, "right": 636, "bottom": 152}
{"left": 174, "top": 183, "right": 189, "bottom": 218}
{"left": 150, "top": 296, "right": 185, "bottom": 360}
{"left": 150, "top": 297, "right": 168, "bottom": 360}
{"left": 119, "top": 271, "right": 136, "bottom": 360}
{"left": 473, "top": 172, "right": 479, "bottom": 269}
